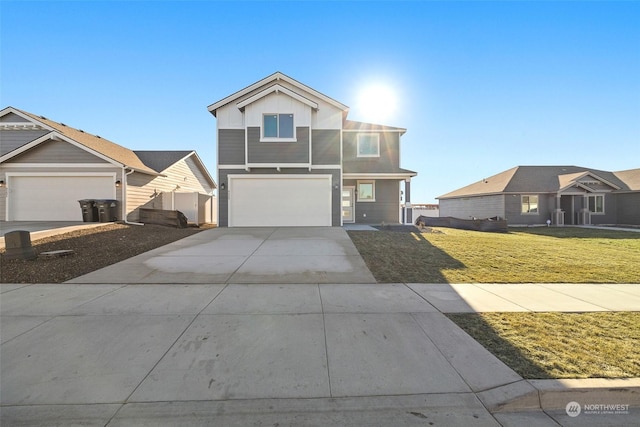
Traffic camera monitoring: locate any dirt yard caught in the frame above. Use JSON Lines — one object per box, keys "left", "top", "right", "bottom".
{"left": 1, "top": 223, "right": 210, "bottom": 283}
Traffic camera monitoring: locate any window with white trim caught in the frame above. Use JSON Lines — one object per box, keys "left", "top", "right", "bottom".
{"left": 588, "top": 195, "right": 604, "bottom": 214}
{"left": 357, "top": 133, "right": 380, "bottom": 157}
{"left": 357, "top": 180, "right": 375, "bottom": 202}
{"left": 263, "top": 114, "right": 294, "bottom": 139}
{"left": 521, "top": 195, "right": 538, "bottom": 214}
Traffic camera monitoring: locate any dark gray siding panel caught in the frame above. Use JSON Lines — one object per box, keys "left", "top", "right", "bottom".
{"left": 505, "top": 193, "right": 552, "bottom": 225}
{"left": 616, "top": 193, "right": 640, "bottom": 225}
{"left": 11, "top": 139, "right": 109, "bottom": 163}
{"left": 218, "top": 129, "right": 245, "bottom": 165}
{"left": 312, "top": 130, "right": 340, "bottom": 165}
{"left": 342, "top": 131, "right": 400, "bottom": 173}
{"left": 351, "top": 179, "right": 400, "bottom": 224}
{"left": 247, "top": 127, "right": 309, "bottom": 164}
{"left": 217, "top": 168, "right": 341, "bottom": 227}
{"left": 591, "top": 193, "right": 618, "bottom": 225}
{"left": 0, "top": 130, "right": 50, "bottom": 156}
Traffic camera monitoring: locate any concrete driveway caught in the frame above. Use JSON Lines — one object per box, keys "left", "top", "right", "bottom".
{"left": 68, "top": 227, "right": 377, "bottom": 284}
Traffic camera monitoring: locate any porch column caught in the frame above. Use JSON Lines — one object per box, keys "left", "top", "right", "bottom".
{"left": 579, "top": 194, "right": 591, "bottom": 225}
{"left": 404, "top": 179, "right": 412, "bottom": 224}
{"left": 553, "top": 194, "right": 564, "bottom": 226}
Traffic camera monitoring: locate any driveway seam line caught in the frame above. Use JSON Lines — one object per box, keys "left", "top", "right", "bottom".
{"left": 318, "top": 284, "right": 333, "bottom": 398}
{"left": 224, "top": 228, "right": 278, "bottom": 284}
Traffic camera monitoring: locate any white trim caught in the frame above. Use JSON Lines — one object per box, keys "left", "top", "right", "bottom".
{"left": 343, "top": 129, "right": 406, "bottom": 133}
{"left": 261, "top": 113, "right": 296, "bottom": 141}
{"left": 246, "top": 163, "right": 311, "bottom": 169}
{"left": 0, "top": 122, "right": 46, "bottom": 130}
{"left": 0, "top": 131, "right": 123, "bottom": 167}
{"left": 218, "top": 164, "right": 247, "bottom": 170}
{"left": 0, "top": 107, "right": 55, "bottom": 132}
{"left": 237, "top": 84, "right": 319, "bottom": 110}
{"left": 356, "top": 133, "right": 380, "bottom": 158}
{"left": 311, "top": 165, "right": 342, "bottom": 170}
{"left": 1, "top": 163, "right": 118, "bottom": 168}
{"left": 357, "top": 180, "right": 376, "bottom": 202}
{"left": 343, "top": 172, "right": 417, "bottom": 179}
{"left": 208, "top": 72, "right": 348, "bottom": 114}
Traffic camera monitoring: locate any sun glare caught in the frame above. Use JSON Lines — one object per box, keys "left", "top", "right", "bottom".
{"left": 356, "top": 83, "right": 397, "bottom": 124}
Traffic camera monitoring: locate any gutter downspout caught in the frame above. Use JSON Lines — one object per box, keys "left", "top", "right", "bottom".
{"left": 123, "top": 167, "right": 144, "bottom": 226}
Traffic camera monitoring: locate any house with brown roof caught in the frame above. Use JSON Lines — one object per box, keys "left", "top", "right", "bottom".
{"left": 208, "top": 72, "right": 417, "bottom": 227}
{"left": 437, "top": 165, "right": 640, "bottom": 226}
{"left": 0, "top": 107, "right": 216, "bottom": 224}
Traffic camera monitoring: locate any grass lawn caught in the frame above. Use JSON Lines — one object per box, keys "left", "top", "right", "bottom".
{"left": 347, "top": 227, "right": 640, "bottom": 283}
{"left": 447, "top": 312, "right": 640, "bottom": 379}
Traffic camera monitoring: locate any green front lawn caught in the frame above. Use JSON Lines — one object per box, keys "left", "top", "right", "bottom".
{"left": 347, "top": 227, "right": 640, "bottom": 283}
{"left": 448, "top": 312, "right": 640, "bottom": 379}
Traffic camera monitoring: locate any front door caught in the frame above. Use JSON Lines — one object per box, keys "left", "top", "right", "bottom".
{"left": 342, "top": 186, "right": 355, "bottom": 223}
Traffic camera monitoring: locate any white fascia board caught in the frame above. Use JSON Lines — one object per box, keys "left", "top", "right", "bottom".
{"left": 343, "top": 172, "right": 418, "bottom": 180}
{"left": 236, "top": 84, "right": 318, "bottom": 110}
{"left": 0, "top": 131, "right": 122, "bottom": 166}
{"left": 246, "top": 163, "right": 311, "bottom": 169}
{"left": 0, "top": 107, "right": 55, "bottom": 132}
{"left": 1, "top": 163, "right": 120, "bottom": 169}
{"left": 342, "top": 128, "right": 407, "bottom": 134}
{"left": 208, "top": 72, "right": 348, "bottom": 115}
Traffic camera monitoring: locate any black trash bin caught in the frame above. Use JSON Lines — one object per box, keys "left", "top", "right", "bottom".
{"left": 78, "top": 199, "right": 97, "bottom": 222}
{"left": 95, "top": 199, "right": 118, "bottom": 222}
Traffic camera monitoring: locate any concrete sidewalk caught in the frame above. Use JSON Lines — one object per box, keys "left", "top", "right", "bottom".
{"left": 2, "top": 282, "right": 639, "bottom": 426}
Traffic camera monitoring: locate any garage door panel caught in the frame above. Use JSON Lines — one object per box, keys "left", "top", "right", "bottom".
{"left": 9, "top": 176, "right": 115, "bottom": 221}
{"left": 229, "top": 176, "right": 331, "bottom": 227}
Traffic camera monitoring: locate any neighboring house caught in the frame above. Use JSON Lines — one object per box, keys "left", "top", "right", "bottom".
{"left": 438, "top": 165, "right": 640, "bottom": 226}
{"left": 0, "top": 107, "right": 216, "bottom": 224}
{"left": 207, "top": 72, "right": 417, "bottom": 227}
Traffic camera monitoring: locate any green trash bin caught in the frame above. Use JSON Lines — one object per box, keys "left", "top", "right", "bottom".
{"left": 95, "top": 199, "right": 118, "bottom": 222}
{"left": 78, "top": 199, "right": 97, "bottom": 222}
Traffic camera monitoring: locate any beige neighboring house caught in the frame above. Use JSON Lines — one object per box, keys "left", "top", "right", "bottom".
{"left": 0, "top": 107, "right": 216, "bottom": 224}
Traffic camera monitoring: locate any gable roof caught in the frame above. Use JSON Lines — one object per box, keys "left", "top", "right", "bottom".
{"left": 135, "top": 150, "right": 216, "bottom": 188}
{"left": 615, "top": 168, "right": 640, "bottom": 191}
{"left": 207, "top": 71, "right": 349, "bottom": 116}
{"left": 1, "top": 106, "right": 159, "bottom": 175}
{"left": 438, "top": 166, "right": 637, "bottom": 199}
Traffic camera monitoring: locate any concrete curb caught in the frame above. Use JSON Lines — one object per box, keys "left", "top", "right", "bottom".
{"left": 0, "top": 223, "right": 112, "bottom": 250}
{"left": 479, "top": 378, "right": 640, "bottom": 413}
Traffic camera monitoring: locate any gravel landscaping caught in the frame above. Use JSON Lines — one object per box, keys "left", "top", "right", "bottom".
{"left": 0, "top": 223, "right": 210, "bottom": 283}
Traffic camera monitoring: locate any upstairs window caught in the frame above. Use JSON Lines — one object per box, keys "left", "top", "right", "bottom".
{"left": 263, "top": 114, "right": 294, "bottom": 139}
{"left": 357, "top": 133, "right": 380, "bottom": 157}
{"left": 588, "top": 195, "right": 604, "bottom": 213}
{"left": 521, "top": 195, "right": 538, "bottom": 214}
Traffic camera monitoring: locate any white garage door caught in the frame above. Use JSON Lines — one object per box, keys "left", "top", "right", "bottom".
{"left": 9, "top": 175, "right": 116, "bottom": 221}
{"left": 229, "top": 175, "right": 332, "bottom": 227}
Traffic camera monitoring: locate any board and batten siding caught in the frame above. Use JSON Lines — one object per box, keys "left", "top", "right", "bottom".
{"left": 218, "top": 129, "right": 245, "bottom": 165}
{"left": 8, "top": 139, "right": 110, "bottom": 164}
{"left": 439, "top": 195, "right": 505, "bottom": 220}
{"left": 246, "top": 127, "right": 309, "bottom": 164}
{"left": 0, "top": 130, "right": 51, "bottom": 155}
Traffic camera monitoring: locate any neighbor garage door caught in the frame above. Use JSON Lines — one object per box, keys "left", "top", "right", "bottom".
{"left": 8, "top": 175, "right": 115, "bottom": 221}
{"left": 228, "top": 175, "right": 332, "bottom": 227}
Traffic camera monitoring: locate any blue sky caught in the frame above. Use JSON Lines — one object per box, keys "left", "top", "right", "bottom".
{"left": 2, "top": 1, "right": 639, "bottom": 203}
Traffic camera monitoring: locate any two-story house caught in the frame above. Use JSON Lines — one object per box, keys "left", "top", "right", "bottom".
{"left": 208, "top": 72, "right": 417, "bottom": 227}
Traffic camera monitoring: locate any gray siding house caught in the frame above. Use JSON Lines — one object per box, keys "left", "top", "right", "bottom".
{"left": 438, "top": 166, "right": 640, "bottom": 226}
{"left": 0, "top": 107, "right": 216, "bottom": 224}
{"left": 208, "top": 72, "right": 417, "bottom": 227}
